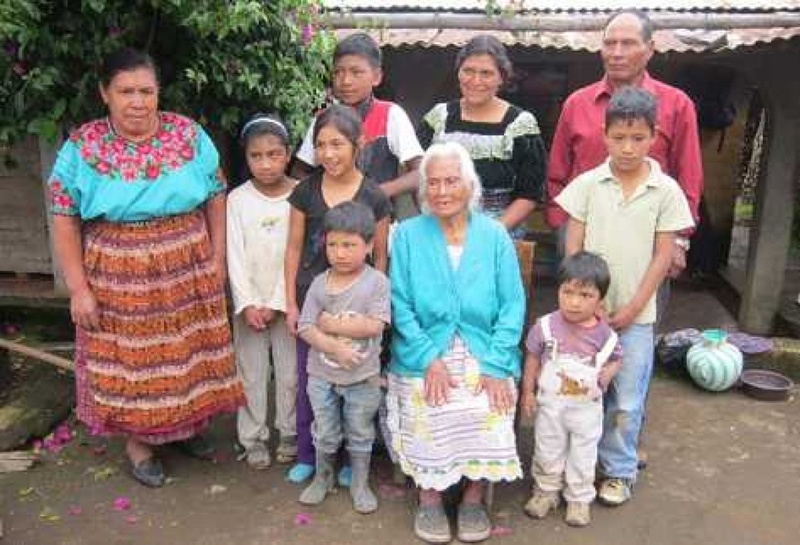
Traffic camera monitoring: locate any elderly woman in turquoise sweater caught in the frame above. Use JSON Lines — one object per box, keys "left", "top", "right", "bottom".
{"left": 386, "top": 141, "right": 525, "bottom": 544}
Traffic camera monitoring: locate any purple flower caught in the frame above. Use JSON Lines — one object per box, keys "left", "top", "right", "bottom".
{"left": 4, "top": 40, "right": 19, "bottom": 58}
{"left": 301, "top": 24, "right": 314, "bottom": 45}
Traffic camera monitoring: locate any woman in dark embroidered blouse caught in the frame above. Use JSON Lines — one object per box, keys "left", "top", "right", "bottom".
{"left": 417, "top": 35, "right": 547, "bottom": 235}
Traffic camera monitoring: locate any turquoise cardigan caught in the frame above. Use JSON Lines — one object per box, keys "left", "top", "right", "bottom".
{"left": 389, "top": 212, "right": 525, "bottom": 379}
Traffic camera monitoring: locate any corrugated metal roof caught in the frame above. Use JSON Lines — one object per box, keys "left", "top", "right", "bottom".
{"left": 335, "top": 26, "right": 800, "bottom": 52}
{"left": 326, "top": 1, "right": 800, "bottom": 51}
{"left": 325, "top": 0, "right": 800, "bottom": 12}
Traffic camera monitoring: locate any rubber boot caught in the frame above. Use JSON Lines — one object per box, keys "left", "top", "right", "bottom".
{"left": 299, "top": 451, "right": 336, "bottom": 505}
{"left": 349, "top": 452, "right": 378, "bottom": 514}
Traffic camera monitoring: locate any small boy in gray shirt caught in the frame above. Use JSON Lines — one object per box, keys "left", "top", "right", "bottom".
{"left": 297, "top": 201, "right": 390, "bottom": 514}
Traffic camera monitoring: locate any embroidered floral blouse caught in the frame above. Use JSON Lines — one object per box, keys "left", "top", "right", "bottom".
{"left": 417, "top": 101, "right": 547, "bottom": 205}
{"left": 48, "top": 112, "right": 225, "bottom": 222}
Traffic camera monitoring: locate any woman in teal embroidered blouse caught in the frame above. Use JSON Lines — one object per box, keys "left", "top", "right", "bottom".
{"left": 386, "top": 141, "right": 525, "bottom": 544}
{"left": 48, "top": 48, "right": 244, "bottom": 488}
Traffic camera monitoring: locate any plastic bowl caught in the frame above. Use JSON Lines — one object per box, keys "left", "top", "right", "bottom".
{"left": 740, "top": 369, "right": 794, "bottom": 401}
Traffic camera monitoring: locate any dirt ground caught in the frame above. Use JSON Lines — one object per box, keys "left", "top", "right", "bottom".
{"left": 2, "top": 281, "right": 799, "bottom": 545}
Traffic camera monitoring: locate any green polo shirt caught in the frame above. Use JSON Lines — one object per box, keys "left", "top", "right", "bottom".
{"left": 556, "top": 158, "right": 694, "bottom": 324}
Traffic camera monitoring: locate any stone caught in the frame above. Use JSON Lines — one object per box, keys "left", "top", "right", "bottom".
{"left": 0, "top": 358, "right": 73, "bottom": 451}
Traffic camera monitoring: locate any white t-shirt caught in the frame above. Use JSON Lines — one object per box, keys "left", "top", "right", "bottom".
{"left": 295, "top": 102, "right": 423, "bottom": 168}
{"left": 226, "top": 181, "right": 296, "bottom": 314}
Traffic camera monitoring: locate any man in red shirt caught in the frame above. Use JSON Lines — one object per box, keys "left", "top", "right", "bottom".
{"left": 545, "top": 9, "right": 703, "bottom": 508}
{"left": 546, "top": 9, "right": 702, "bottom": 275}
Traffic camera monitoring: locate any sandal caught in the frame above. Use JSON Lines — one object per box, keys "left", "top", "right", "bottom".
{"left": 132, "top": 458, "right": 165, "bottom": 488}
{"left": 457, "top": 503, "right": 491, "bottom": 543}
{"left": 414, "top": 504, "right": 451, "bottom": 544}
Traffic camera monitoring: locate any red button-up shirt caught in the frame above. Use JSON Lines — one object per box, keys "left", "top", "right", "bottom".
{"left": 546, "top": 73, "right": 703, "bottom": 230}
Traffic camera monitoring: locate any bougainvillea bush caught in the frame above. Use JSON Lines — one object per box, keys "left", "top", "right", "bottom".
{"left": 0, "top": 0, "right": 333, "bottom": 148}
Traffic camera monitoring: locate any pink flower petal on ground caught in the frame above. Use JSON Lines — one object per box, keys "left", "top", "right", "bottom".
{"left": 68, "top": 505, "right": 83, "bottom": 516}
{"left": 126, "top": 515, "right": 138, "bottom": 524}
{"left": 91, "top": 445, "right": 107, "bottom": 456}
{"left": 294, "top": 512, "right": 312, "bottom": 526}
{"left": 54, "top": 423, "right": 73, "bottom": 442}
{"left": 113, "top": 497, "right": 132, "bottom": 511}
{"left": 42, "top": 437, "right": 63, "bottom": 454}
{"left": 491, "top": 525, "right": 514, "bottom": 537}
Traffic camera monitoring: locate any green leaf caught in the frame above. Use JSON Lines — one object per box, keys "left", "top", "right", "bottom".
{"left": 51, "top": 98, "right": 67, "bottom": 120}
{"left": 0, "top": 0, "right": 335, "bottom": 149}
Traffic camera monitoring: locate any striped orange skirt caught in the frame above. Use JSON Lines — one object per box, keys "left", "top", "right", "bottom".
{"left": 75, "top": 210, "right": 244, "bottom": 444}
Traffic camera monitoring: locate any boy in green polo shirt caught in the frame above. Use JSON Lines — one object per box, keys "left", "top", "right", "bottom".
{"left": 555, "top": 86, "right": 694, "bottom": 506}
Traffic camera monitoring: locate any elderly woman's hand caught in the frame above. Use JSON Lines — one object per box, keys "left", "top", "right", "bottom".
{"left": 71, "top": 287, "right": 100, "bottom": 331}
{"left": 424, "top": 359, "right": 457, "bottom": 407}
{"left": 478, "top": 376, "right": 515, "bottom": 415}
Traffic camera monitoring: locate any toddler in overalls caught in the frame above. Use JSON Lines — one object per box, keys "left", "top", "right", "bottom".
{"left": 520, "top": 252, "right": 623, "bottom": 527}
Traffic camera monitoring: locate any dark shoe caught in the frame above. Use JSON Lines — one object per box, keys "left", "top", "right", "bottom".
{"left": 132, "top": 458, "right": 165, "bottom": 488}
{"left": 174, "top": 435, "right": 215, "bottom": 461}
{"left": 457, "top": 503, "right": 491, "bottom": 543}
{"left": 414, "top": 504, "right": 451, "bottom": 544}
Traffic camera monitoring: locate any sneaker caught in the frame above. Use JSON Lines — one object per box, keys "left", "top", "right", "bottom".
{"left": 597, "top": 478, "right": 632, "bottom": 506}
{"left": 276, "top": 435, "right": 298, "bottom": 464}
{"left": 286, "top": 462, "right": 315, "bottom": 483}
{"left": 414, "top": 504, "right": 451, "bottom": 544}
{"left": 338, "top": 465, "right": 352, "bottom": 487}
{"left": 524, "top": 490, "right": 560, "bottom": 519}
{"left": 565, "top": 501, "right": 591, "bottom": 527}
{"left": 457, "top": 503, "right": 491, "bottom": 543}
{"left": 245, "top": 445, "right": 272, "bottom": 470}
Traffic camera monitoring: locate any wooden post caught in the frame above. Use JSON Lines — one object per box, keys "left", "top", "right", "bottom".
{"left": 739, "top": 50, "right": 800, "bottom": 333}
{"left": 0, "top": 346, "right": 10, "bottom": 393}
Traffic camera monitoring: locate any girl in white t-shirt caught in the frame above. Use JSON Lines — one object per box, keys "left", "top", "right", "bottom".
{"left": 227, "top": 114, "right": 298, "bottom": 469}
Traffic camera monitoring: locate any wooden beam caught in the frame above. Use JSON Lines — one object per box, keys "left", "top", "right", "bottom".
{"left": 0, "top": 338, "right": 73, "bottom": 372}
{"left": 328, "top": 11, "right": 800, "bottom": 32}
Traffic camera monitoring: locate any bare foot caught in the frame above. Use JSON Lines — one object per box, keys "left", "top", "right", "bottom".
{"left": 126, "top": 436, "right": 154, "bottom": 465}
{"left": 462, "top": 479, "right": 485, "bottom": 505}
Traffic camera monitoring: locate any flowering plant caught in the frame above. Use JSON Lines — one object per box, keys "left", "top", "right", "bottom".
{"left": 0, "top": 0, "right": 333, "bottom": 148}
